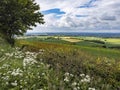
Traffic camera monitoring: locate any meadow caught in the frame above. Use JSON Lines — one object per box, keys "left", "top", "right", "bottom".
{"left": 0, "top": 36, "right": 120, "bottom": 90}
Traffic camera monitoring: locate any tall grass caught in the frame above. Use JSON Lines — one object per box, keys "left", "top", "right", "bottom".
{"left": 0, "top": 38, "right": 119, "bottom": 89}
{"left": 16, "top": 40, "right": 120, "bottom": 89}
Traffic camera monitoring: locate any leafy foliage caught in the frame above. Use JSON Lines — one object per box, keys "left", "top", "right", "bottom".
{"left": 0, "top": 0, "right": 44, "bottom": 46}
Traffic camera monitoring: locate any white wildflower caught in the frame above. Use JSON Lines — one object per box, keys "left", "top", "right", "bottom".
{"left": 1, "top": 49, "right": 4, "bottom": 51}
{"left": 64, "top": 72, "right": 70, "bottom": 76}
{"left": 73, "top": 87, "right": 78, "bottom": 90}
{"left": 23, "top": 51, "right": 38, "bottom": 66}
{"left": 6, "top": 82, "right": 9, "bottom": 85}
{"left": 37, "top": 89, "right": 43, "bottom": 90}
{"left": 42, "top": 73, "right": 45, "bottom": 76}
{"left": 11, "top": 81, "right": 17, "bottom": 86}
{"left": 88, "top": 87, "right": 95, "bottom": 90}
{"left": 81, "top": 78, "right": 90, "bottom": 83}
{"left": 11, "top": 68, "right": 23, "bottom": 76}
{"left": 72, "top": 82, "right": 77, "bottom": 86}
{"left": 80, "top": 74, "right": 85, "bottom": 77}
{"left": 70, "top": 74, "right": 74, "bottom": 77}
{"left": 20, "top": 86, "right": 23, "bottom": 88}
{"left": 77, "top": 87, "right": 80, "bottom": 89}
{"left": 3, "top": 76, "right": 9, "bottom": 80}
{"left": 86, "top": 75, "right": 90, "bottom": 78}
{"left": 23, "top": 57, "right": 37, "bottom": 66}
{"left": 2, "top": 64, "right": 10, "bottom": 68}
{"left": 5, "top": 53, "right": 13, "bottom": 57}
{"left": 64, "top": 77, "right": 69, "bottom": 82}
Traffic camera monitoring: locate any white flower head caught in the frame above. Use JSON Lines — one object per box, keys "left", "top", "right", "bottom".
{"left": 11, "top": 81, "right": 17, "bottom": 86}
{"left": 80, "top": 74, "right": 85, "bottom": 77}
{"left": 64, "top": 77, "right": 69, "bottom": 82}
{"left": 88, "top": 87, "right": 95, "bottom": 90}
{"left": 72, "top": 82, "right": 77, "bottom": 86}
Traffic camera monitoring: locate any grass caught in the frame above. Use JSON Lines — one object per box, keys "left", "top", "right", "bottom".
{"left": 22, "top": 36, "right": 71, "bottom": 44}
{"left": 17, "top": 36, "right": 120, "bottom": 59}
{"left": 17, "top": 38, "right": 120, "bottom": 87}
{"left": 0, "top": 36, "right": 120, "bottom": 90}
{"left": 0, "top": 46, "right": 61, "bottom": 90}
{"left": 19, "top": 36, "right": 120, "bottom": 48}
{"left": 0, "top": 41, "right": 101, "bottom": 90}
{"left": 75, "top": 46, "right": 120, "bottom": 60}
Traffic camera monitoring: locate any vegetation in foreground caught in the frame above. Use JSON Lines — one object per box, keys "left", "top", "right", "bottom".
{"left": 0, "top": 45, "right": 97, "bottom": 90}
{"left": 0, "top": 37, "right": 120, "bottom": 90}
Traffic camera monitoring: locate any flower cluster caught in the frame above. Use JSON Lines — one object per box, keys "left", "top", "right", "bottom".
{"left": 0, "top": 47, "right": 98, "bottom": 90}
{"left": 63, "top": 72, "right": 95, "bottom": 90}
{"left": 11, "top": 68, "right": 23, "bottom": 76}
{"left": 80, "top": 74, "right": 91, "bottom": 83}
{"left": 0, "top": 47, "right": 49, "bottom": 89}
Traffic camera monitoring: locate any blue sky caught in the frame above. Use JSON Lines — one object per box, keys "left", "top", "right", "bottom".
{"left": 42, "top": 8, "right": 65, "bottom": 15}
{"left": 29, "top": 0, "right": 120, "bottom": 33}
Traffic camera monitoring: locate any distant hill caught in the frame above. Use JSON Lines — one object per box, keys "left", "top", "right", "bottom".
{"left": 26, "top": 32, "right": 120, "bottom": 38}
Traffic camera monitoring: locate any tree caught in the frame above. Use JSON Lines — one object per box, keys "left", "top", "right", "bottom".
{"left": 0, "top": 0, "right": 44, "bottom": 46}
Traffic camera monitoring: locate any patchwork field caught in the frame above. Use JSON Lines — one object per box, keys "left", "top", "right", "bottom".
{"left": 106, "top": 38, "right": 120, "bottom": 44}
{"left": 60, "top": 37, "right": 82, "bottom": 42}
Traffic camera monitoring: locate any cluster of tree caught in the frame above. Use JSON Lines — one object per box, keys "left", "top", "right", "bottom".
{"left": 0, "top": 0, "right": 44, "bottom": 46}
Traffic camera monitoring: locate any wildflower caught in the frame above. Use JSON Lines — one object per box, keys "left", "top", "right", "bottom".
{"left": 25, "top": 81, "right": 27, "bottom": 84}
{"left": 39, "top": 59, "right": 43, "bottom": 62}
{"left": 2, "top": 64, "right": 10, "bottom": 68}
{"left": 1, "top": 49, "right": 4, "bottom": 51}
{"left": 6, "top": 82, "right": 9, "bottom": 85}
{"left": 46, "top": 64, "right": 50, "bottom": 68}
{"left": 37, "top": 89, "right": 43, "bottom": 90}
{"left": 86, "top": 75, "right": 90, "bottom": 78}
{"left": 88, "top": 87, "right": 95, "bottom": 90}
{"left": 5, "top": 53, "right": 13, "bottom": 57}
{"left": 3, "top": 76, "right": 9, "bottom": 80}
{"left": 38, "top": 76, "right": 41, "bottom": 78}
{"left": 39, "top": 49, "right": 45, "bottom": 52}
{"left": 40, "top": 62, "right": 44, "bottom": 65}
{"left": 73, "top": 87, "right": 78, "bottom": 90}
{"left": 20, "top": 80, "right": 23, "bottom": 82}
{"left": 7, "top": 71, "right": 12, "bottom": 74}
{"left": 64, "top": 72, "right": 70, "bottom": 76}
{"left": 64, "top": 77, "right": 69, "bottom": 82}
{"left": 72, "top": 82, "right": 77, "bottom": 86}
{"left": 70, "top": 74, "right": 74, "bottom": 77}
{"left": 23, "top": 57, "right": 37, "bottom": 66}
{"left": 42, "top": 73, "right": 45, "bottom": 76}
{"left": 81, "top": 78, "right": 90, "bottom": 83}
{"left": 80, "top": 74, "right": 85, "bottom": 77}
{"left": 77, "top": 87, "right": 80, "bottom": 89}
{"left": 20, "top": 86, "right": 23, "bottom": 88}
{"left": 11, "top": 68, "right": 23, "bottom": 76}
{"left": 11, "top": 81, "right": 17, "bottom": 86}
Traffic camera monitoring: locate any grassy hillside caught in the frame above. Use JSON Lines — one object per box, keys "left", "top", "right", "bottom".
{"left": 0, "top": 37, "right": 120, "bottom": 90}
{"left": 17, "top": 38, "right": 120, "bottom": 88}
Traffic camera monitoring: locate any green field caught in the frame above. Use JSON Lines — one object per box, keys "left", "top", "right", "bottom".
{"left": 0, "top": 36, "right": 120, "bottom": 90}
{"left": 17, "top": 36, "right": 120, "bottom": 59}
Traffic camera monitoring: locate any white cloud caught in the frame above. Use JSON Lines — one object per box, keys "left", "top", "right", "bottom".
{"left": 33, "top": 0, "right": 120, "bottom": 32}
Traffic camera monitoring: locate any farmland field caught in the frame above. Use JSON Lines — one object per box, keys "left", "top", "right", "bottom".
{"left": 60, "top": 37, "right": 82, "bottom": 42}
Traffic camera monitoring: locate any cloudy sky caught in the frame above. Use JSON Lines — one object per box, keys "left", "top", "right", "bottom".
{"left": 29, "top": 0, "right": 120, "bottom": 33}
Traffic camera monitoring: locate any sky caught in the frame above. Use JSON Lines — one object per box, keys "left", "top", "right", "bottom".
{"left": 28, "top": 0, "right": 120, "bottom": 33}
